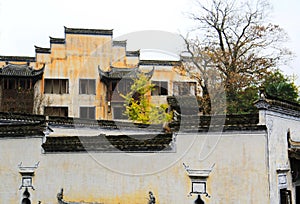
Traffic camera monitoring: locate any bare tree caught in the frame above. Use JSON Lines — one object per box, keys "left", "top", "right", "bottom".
{"left": 182, "top": 0, "right": 293, "bottom": 114}
{"left": 33, "top": 92, "right": 52, "bottom": 115}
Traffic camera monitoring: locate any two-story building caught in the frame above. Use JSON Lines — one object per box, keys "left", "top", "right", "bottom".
{"left": 0, "top": 27, "right": 197, "bottom": 120}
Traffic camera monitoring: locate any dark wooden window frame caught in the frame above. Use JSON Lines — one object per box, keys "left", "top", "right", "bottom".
{"left": 3, "top": 78, "right": 32, "bottom": 90}
{"left": 79, "top": 79, "right": 96, "bottom": 95}
{"left": 44, "top": 106, "right": 68, "bottom": 117}
{"left": 112, "top": 105, "right": 127, "bottom": 120}
{"left": 80, "top": 106, "right": 96, "bottom": 119}
{"left": 44, "top": 79, "right": 69, "bottom": 94}
{"left": 151, "top": 81, "right": 168, "bottom": 96}
{"left": 173, "top": 81, "right": 197, "bottom": 96}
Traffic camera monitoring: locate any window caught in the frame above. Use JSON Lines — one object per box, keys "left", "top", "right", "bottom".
{"left": 80, "top": 107, "right": 95, "bottom": 119}
{"left": 4, "top": 78, "right": 16, "bottom": 89}
{"left": 151, "top": 81, "right": 168, "bottom": 96}
{"left": 112, "top": 106, "right": 127, "bottom": 120}
{"left": 3, "top": 79, "right": 32, "bottom": 90}
{"left": 79, "top": 79, "right": 96, "bottom": 95}
{"left": 19, "top": 79, "right": 31, "bottom": 89}
{"left": 116, "top": 80, "right": 132, "bottom": 94}
{"left": 44, "top": 107, "right": 68, "bottom": 117}
{"left": 280, "top": 189, "right": 292, "bottom": 204}
{"left": 44, "top": 79, "right": 68, "bottom": 94}
{"left": 296, "top": 186, "right": 300, "bottom": 204}
{"left": 173, "top": 82, "right": 196, "bottom": 96}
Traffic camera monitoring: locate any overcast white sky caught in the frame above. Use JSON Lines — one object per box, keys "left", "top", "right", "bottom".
{"left": 0, "top": 0, "right": 299, "bottom": 83}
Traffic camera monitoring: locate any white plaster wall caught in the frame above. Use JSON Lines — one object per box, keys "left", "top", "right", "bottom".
{"left": 0, "top": 137, "right": 43, "bottom": 204}
{"left": 0, "top": 130, "right": 268, "bottom": 204}
{"left": 264, "top": 111, "right": 300, "bottom": 204}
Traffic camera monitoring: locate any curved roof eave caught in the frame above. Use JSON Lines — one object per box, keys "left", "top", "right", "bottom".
{"left": 0, "top": 63, "right": 45, "bottom": 78}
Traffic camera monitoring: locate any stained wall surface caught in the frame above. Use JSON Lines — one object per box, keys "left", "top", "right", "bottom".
{"left": 0, "top": 129, "right": 269, "bottom": 204}
{"left": 0, "top": 27, "right": 196, "bottom": 120}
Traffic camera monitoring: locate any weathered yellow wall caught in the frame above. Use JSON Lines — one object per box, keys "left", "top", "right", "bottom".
{"left": 37, "top": 32, "right": 142, "bottom": 120}
{"left": 39, "top": 33, "right": 114, "bottom": 119}
{"left": 0, "top": 30, "right": 197, "bottom": 121}
{"left": 50, "top": 43, "right": 66, "bottom": 60}
{"left": 140, "top": 64, "right": 198, "bottom": 105}
{"left": 0, "top": 29, "right": 194, "bottom": 120}
{"left": 126, "top": 56, "right": 139, "bottom": 67}
{"left": 112, "top": 45, "right": 127, "bottom": 67}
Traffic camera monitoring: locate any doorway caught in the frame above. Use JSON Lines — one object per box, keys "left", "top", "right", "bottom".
{"left": 280, "top": 188, "right": 292, "bottom": 204}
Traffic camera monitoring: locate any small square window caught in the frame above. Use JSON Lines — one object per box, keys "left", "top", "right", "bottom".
{"left": 116, "top": 80, "right": 132, "bottom": 94}
{"left": 44, "top": 107, "right": 68, "bottom": 117}
{"left": 192, "top": 182, "right": 206, "bottom": 194}
{"left": 113, "top": 106, "right": 127, "bottom": 120}
{"left": 173, "top": 82, "right": 196, "bottom": 96}
{"left": 79, "top": 79, "right": 96, "bottom": 95}
{"left": 80, "top": 107, "right": 95, "bottom": 119}
{"left": 22, "top": 177, "right": 32, "bottom": 187}
{"left": 151, "top": 81, "right": 168, "bottom": 96}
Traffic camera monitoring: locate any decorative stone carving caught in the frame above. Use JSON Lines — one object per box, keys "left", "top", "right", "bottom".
{"left": 183, "top": 163, "right": 214, "bottom": 198}
{"left": 194, "top": 195, "right": 205, "bottom": 204}
{"left": 254, "top": 99, "right": 270, "bottom": 110}
{"left": 21, "top": 188, "right": 31, "bottom": 204}
{"left": 18, "top": 162, "right": 39, "bottom": 190}
{"left": 148, "top": 191, "right": 156, "bottom": 204}
{"left": 57, "top": 188, "right": 63, "bottom": 201}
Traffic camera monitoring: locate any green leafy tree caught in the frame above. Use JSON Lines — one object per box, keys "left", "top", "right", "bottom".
{"left": 264, "top": 70, "right": 299, "bottom": 103}
{"left": 227, "top": 86, "right": 259, "bottom": 114}
{"left": 122, "top": 74, "right": 172, "bottom": 124}
{"left": 227, "top": 70, "right": 299, "bottom": 114}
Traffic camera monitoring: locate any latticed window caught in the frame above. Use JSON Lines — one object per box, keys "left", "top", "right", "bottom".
{"left": 79, "top": 79, "right": 96, "bottom": 95}
{"left": 3, "top": 78, "right": 32, "bottom": 90}
{"left": 151, "top": 81, "right": 168, "bottom": 96}
{"left": 44, "top": 107, "right": 68, "bottom": 117}
{"left": 80, "top": 106, "right": 95, "bottom": 119}
{"left": 112, "top": 106, "right": 127, "bottom": 120}
{"left": 116, "top": 80, "right": 132, "bottom": 94}
{"left": 173, "top": 82, "right": 196, "bottom": 96}
{"left": 44, "top": 79, "right": 68, "bottom": 94}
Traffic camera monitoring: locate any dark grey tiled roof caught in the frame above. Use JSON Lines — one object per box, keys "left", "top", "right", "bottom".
{"left": 65, "top": 26, "right": 113, "bottom": 36}
{"left": 0, "top": 111, "right": 163, "bottom": 130}
{"left": 126, "top": 50, "right": 140, "bottom": 57}
{"left": 0, "top": 55, "right": 35, "bottom": 62}
{"left": 139, "top": 60, "right": 182, "bottom": 66}
{"left": 42, "top": 133, "right": 173, "bottom": 152}
{"left": 168, "top": 111, "right": 263, "bottom": 132}
{"left": 50, "top": 37, "right": 65, "bottom": 44}
{"left": 0, "top": 120, "right": 45, "bottom": 137}
{"left": 0, "top": 63, "right": 45, "bottom": 77}
{"left": 254, "top": 91, "right": 300, "bottom": 117}
{"left": 0, "top": 111, "right": 265, "bottom": 136}
{"left": 99, "top": 67, "right": 154, "bottom": 80}
{"left": 113, "top": 40, "right": 127, "bottom": 47}
{"left": 35, "top": 46, "right": 51, "bottom": 54}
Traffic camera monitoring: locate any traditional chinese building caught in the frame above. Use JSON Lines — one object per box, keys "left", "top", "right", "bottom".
{"left": 1, "top": 93, "right": 300, "bottom": 203}
{"left": 0, "top": 59, "right": 44, "bottom": 113}
{"left": 0, "top": 27, "right": 197, "bottom": 120}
